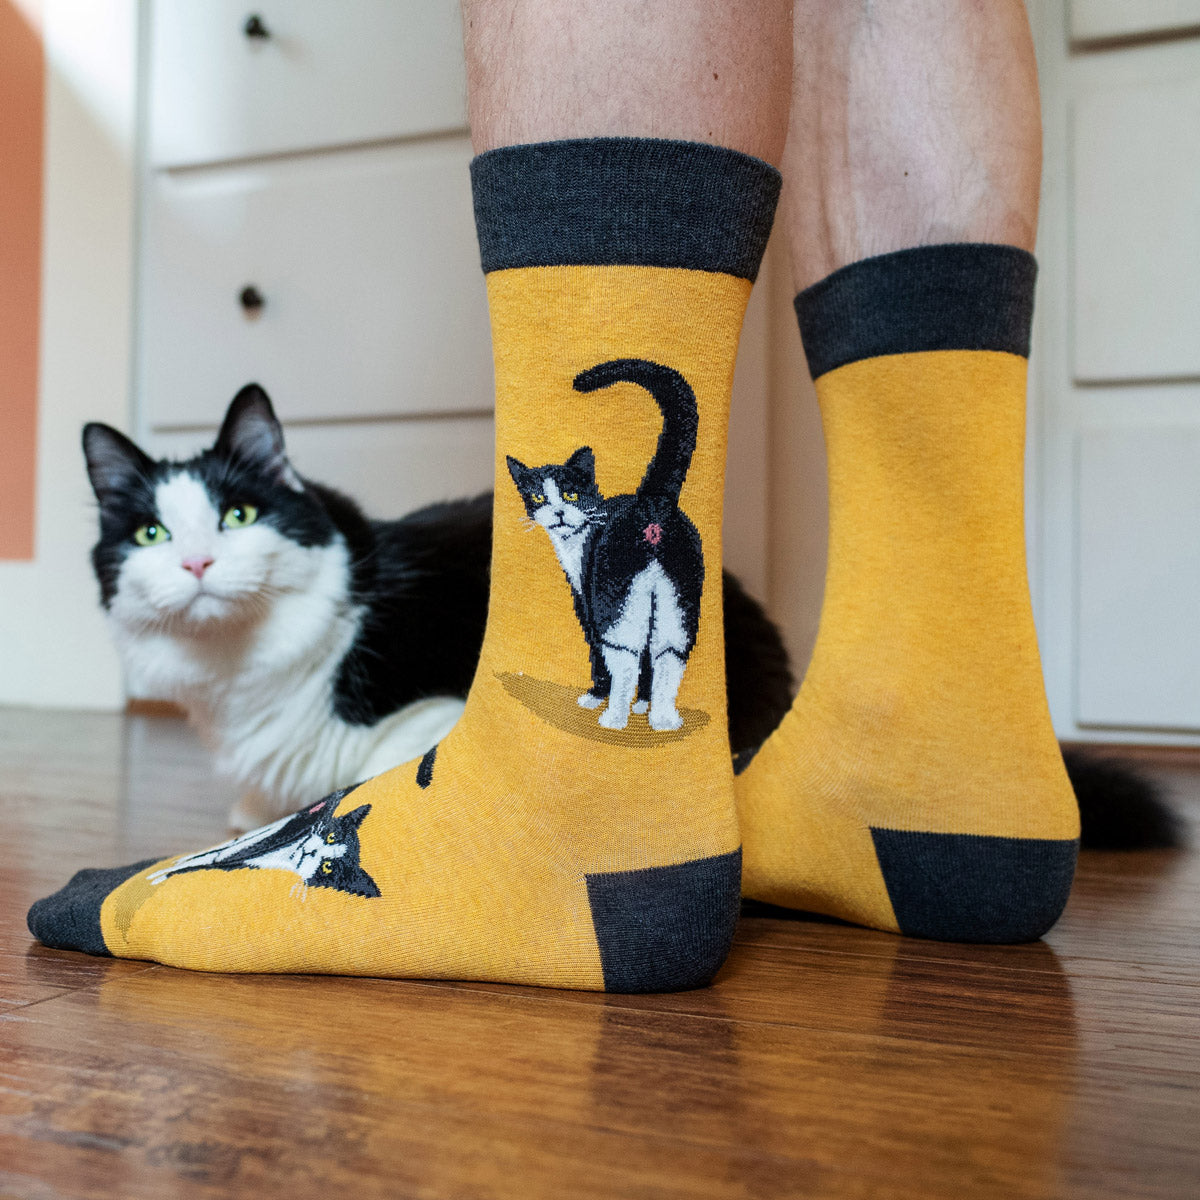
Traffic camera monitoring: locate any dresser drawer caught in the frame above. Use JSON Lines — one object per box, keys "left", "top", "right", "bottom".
{"left": 1071, "top": 0, "right": 1200, "bottom": 43}
{"left": 139, "top": 138, "right": 493, "bottom": 427}
{"left": 147, "top": 415, "right": 496, "bottom": 521}
{"left": 1072, "top": 73, "right": 1200, "bottom": 382}
{"left": 1077, "top": 426, "right": 1200, "bottom": 731}
{"left": 148, "top": 0, "right": 467, "bottom": 167}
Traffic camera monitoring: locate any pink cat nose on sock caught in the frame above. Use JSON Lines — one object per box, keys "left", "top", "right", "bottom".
{"left": 182, "top": 555, "right": 214, "bottom": 580}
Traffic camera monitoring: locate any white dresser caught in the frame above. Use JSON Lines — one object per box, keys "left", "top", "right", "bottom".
{"left": 136, "top": 0, "right": 494, "bottom": 518}
{"left": 1032, "top": 0, "right": 1200, "bottom": 743}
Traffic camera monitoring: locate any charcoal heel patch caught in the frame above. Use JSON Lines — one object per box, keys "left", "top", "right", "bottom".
{"left": 871, "top": 829, "right": 1078, "bottom": 943}
{"left": 586, "top": 848, "right": 741, "bottom": 992}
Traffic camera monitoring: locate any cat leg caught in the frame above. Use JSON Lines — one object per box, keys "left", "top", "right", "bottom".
{"left": 648, "top": 650, "right": 687, "bottom": 731}
{"left": 632, "top": 649, "right": 652, "bottom": 715}
{"left": 645, "top": 564, "right": 693, "bottom": 731}
{"left": 578, "top": 643, "right": 610, "bottom": 708}
{"left": 598, "top": 644, "right": 640, "bottom": 730}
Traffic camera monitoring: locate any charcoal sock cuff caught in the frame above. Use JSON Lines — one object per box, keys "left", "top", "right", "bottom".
{"left": 795, "top": 243, "right": 1038, "bottom": 379}
{"left": 470, "top": 137, "right": 781, "bottom": 280}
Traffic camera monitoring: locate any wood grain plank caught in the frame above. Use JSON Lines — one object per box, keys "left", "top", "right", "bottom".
{"left": 3, "top": 710, "right": 1199, "bottom": 1199}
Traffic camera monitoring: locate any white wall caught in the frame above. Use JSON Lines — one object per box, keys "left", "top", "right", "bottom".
{"left": 0, "top": 0, "right": 137, "bottom": 710}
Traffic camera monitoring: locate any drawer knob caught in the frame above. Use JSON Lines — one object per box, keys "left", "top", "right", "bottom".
{"left": 239, "top": 285, "right": 265, "bottom": 313}
{"left": 243, "top": 14, "right": 270, "bottom": 39}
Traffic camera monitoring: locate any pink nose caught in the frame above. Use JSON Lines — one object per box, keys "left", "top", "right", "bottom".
{"left": 181, "top": 555, "right": 214, "bottom": 580}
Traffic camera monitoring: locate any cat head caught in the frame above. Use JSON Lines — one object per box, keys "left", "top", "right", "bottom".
{"left": 303, "top": 801, "right": 380, "bottom": 897}
{"left": 506, "top": 447, "right": 602, "bottom": 544}
{"left": 84, "top": 384, "right": 344, "bottom": 632}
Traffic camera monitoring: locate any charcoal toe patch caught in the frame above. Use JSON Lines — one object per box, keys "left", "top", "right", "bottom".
{"left": 27, "top": 859, "right": 157, "bottom": 956}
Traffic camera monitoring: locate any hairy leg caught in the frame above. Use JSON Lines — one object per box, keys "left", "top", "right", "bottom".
{"left": 784, "top": 0, "right": 1041, "bottom": 289}
{"left": 463, "top": 0, "right": 792, "bottom": 162}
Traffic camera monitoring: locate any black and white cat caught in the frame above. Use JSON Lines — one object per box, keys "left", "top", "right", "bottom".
{"left": 147, "top": 784, "right": 380, "bottom": 898}
{"left": 84, "top": 385, "right": 795, "bottom": 828}
{"left": 507, "top": 359, "right": 705, "bottom": 732}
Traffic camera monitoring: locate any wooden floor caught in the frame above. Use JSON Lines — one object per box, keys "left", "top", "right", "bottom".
{"left": 2, "top": 709, "right": 1198, "bottom": 1200}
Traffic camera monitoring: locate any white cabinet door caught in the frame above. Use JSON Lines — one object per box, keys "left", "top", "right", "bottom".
{"left": 1072, "top": 76, "right": 1200, "bottom": 383}
{"left": 1032, "top": 5, "right": 1200, "bottom": 743}
{"left": 148, "top": 0, "right": 467, "bottom": 167}
{"left": 1077, "top": 428, "right": 1200, "bottom": 730}
{"left": 140, "top": 138, "right": 493, "bottom": 428}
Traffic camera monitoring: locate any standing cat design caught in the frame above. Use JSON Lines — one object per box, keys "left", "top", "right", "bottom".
{"left": 507, "top": 359, "right": 704, "bottom": 732}
{"left": 83, "top": 385, "right": 794, "bottom": 828}
{"left": 148, "top": 785, "right": 380, "bottom": 898}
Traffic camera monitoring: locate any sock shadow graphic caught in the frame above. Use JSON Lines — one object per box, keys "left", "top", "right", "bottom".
{"left": 496, "top": 671, "right": 709, "bottom": 747}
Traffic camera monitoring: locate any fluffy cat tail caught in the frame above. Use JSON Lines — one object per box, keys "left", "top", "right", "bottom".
{"left": 573, "top": 359, "right": 698, "bottom": 503}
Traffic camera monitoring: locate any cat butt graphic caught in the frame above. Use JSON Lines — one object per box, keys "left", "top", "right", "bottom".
{"left": 507, "top": 359, "right": 703, "bottom": 734}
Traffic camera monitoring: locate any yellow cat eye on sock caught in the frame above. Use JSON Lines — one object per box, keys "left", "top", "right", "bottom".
{"left": 738, "top": 244, "right": 1080, "bottom": 942}
{"left": 29, "top": 138, "right": 780, "bottom": 991}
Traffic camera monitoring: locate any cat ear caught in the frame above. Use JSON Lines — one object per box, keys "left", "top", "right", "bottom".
{"left": 505, "top": 455, "right": 529, "bottom": 487}
{"left": 338, "top": 804, "right": 372, "bottom": 831}
{"left": 215, "top": 384, "right": 304, "bottom": 493}
{"left": 340, "top": 866, "right": 382, "bottom": 899}
{"left": 566, "top": 446, "right": 595, "bottom": 475}
{"left": 82, "top": 423, "right": 154, "bottom": 502}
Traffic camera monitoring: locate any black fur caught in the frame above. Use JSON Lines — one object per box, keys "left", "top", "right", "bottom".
{"left": 1063, "top": 750, "right": 1186, "bottom": 850}
{"left": 331, "top": 493, "right": 493, "bottom": 725}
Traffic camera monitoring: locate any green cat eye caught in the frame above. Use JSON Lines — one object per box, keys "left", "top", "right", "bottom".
{"left": 221, "top": 503, "right": 259, "bottom": 530}
{"left": 133, "top": 522, "right": 170, "bottom": 547}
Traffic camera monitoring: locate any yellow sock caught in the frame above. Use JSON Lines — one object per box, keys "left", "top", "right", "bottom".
{"left": 738, "top": 244, "right": 1079, "bottom": 942}
{"left": 29, "top": 138, "right": 780, "bottom": 991}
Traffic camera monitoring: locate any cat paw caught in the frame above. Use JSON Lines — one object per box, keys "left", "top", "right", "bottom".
{"left": 598, "top": 706, "right": 630, "bottom": 730}
{"left": 577, "top": 693, "right": 605, "bottom": 710}
{"left": 631, "top": 700, "right": 650, "bottom": 715}
{"left": 648, "top": 708, "right": 683, "bottom": 732}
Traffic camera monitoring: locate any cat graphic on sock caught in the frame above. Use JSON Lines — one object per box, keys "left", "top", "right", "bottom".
{"left": 148, "top": 785, "right": 380, "bottom": 899}
{"left": 507, "top": 359, "right": 703, "bottom": 732}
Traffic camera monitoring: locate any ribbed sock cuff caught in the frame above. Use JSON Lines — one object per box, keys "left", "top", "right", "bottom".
{"left": 470, "top": 137, "right": 781, "bottom": 281}
{"left": 795, "top": 243, "right": 1038, "bottom": 379}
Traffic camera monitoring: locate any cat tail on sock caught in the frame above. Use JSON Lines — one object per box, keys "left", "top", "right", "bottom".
{"left": 573, "top": 359, "right": 698, "bottom": 503}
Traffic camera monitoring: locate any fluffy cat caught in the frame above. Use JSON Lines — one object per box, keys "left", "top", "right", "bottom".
{"left": 507, "top": 359, "right": 704, "bottom": 732}
{"left": 84, "top": 385, "right": 794, "bottom": 830}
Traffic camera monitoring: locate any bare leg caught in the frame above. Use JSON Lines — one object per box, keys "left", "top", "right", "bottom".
{"left": 463, "top": 0, "right": 792, "bottom": 162}
{"left": 784, "top": 0, "right": 1041, "bottom": 289}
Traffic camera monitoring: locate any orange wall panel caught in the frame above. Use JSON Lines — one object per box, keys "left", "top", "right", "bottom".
{"left": 0, "top": 0, "right": 44, "bottom": 560}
